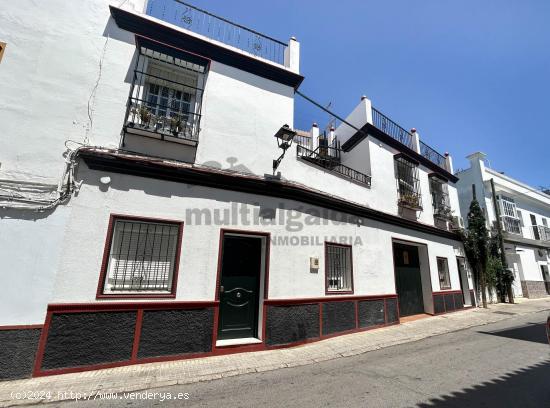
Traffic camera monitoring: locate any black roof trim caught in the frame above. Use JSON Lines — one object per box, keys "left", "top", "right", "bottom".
{"left": 394, "top": 153, "right": 420, "bottom": 166}
{"left": 342, "top": 123, "right": 459, "bottom": 183}
{"left": 79, "top": 149, "right": 462, "bottom": 242}
{"left": 109, "top": 6, "right": 304, "bottom": 89}
{"left": 136, "top": 36, "right": 209, "bottom": 68}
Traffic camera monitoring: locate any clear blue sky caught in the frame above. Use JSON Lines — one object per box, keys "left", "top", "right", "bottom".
{"left": 188, "top": 0, "right": 549, "bottom": 187}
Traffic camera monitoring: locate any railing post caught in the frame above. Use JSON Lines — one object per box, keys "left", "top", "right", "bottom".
{"left": 284, "top": 36, "right": 300, "bottom": 73}
{"left": 410, "top": 128, "right": 421, "bottom": 154}
{"left": 310, "top": 122, "right": 319, "bottom": 151}
{"left": 444, "top": 152, "right": 454, "bottom": 174}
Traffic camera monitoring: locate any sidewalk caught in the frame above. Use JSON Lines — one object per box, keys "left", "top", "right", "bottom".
{"left": 1, "top": 298, "right": 549, "bottom": 407}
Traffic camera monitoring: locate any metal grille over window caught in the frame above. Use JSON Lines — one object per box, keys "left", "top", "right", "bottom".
{"left": 326, "top": 244, "right": 352, "bottom": 292}
{"left": 437, "top": 257, "right": 451, "bottom": 290}
{"left": 105, "top": 220, "right": 179, "bottom": 293}
{"left": 124, "top": 43, "right": 207, "bottom": 144}
{"left": 430, "top": 177, "right": 450, "bottom": 218}
{"left": 395, "top": 157, "right": 422, "bottom": 210}
{"left": 498, "top": 196, "right": 522, "bottom": 235}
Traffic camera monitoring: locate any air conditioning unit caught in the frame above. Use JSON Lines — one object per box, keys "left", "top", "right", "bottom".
{"left": 451, "top": 216, "right": 465, "bottom": 230}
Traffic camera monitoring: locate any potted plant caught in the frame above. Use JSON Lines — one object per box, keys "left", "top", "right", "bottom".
{"left": 134, "top": 105, "right": 151, "bottom": 128}
{"left": 399, "top": 193, "right": 421, "bottom": 210}
{"left": 170, "top": 115, "right": 183, "bottom": 136}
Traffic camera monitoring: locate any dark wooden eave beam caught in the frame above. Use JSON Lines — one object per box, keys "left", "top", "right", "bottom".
{"left": 79, "top": 149, "right": 462, "bottom": 241}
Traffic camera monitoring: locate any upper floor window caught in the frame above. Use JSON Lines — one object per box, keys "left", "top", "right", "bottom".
{"left": 125, "top": 39, "right": 208, "bottom": 145}
{"left": 437, "top": 257, "right": 451, "bottom": 290}
{"left": 395, "top": 156, "right": 422, "bottom": 210}
{"left": 325, "top": 243, "right": 353, "bottom": 293}
{"left": 498, "top": 196, "right": 522, "bottom": 235}
{"left": 429, "top": 176, "right": 450, "bottom": 218}
{"left": 98, "top": 216, "right": 183, "bottom": 298}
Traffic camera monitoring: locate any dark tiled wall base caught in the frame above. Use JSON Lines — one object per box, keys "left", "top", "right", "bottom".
{"left": 322, "top": 301, "right": 355, "bottom": 336}
{"left": 433, "top": 292, "right": 466, "bottom": 315}
{"left": 266, "top": 297, "right": 399, "bottom": 346}
{"left": 0, "top": 329, "right": 41, "bottom": 380}
{"left": 138, "top": 309, "right": 213, "bottom": 358}
{"left": 39, "top": 308, "right": 214, "bottom": 373}
{"left": 42, "top": 312, "right": 136, "bottom": 370}
{"left": 265, "top": 304, "right": 319, "bottom": 346}
{"left": 521, "top": 281, "right": 550, "bottom": 299}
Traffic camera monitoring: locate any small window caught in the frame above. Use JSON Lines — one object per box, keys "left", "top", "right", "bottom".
{"left": 325, "top": 243, "right": 353, "bottom": 293}
{"left": 437, "top": 257, "right": 451, "bottom": 290}
{"left": 99, "top": 216, "right": 182, "bottom": 297}
{"left": 543, "top": 218, "right": 548, "bottom": 227}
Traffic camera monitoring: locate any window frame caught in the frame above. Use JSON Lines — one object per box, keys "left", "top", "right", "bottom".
{"left": 436, "top": 257, "right": 451, "bottom": 290}
{"left": 394, "top": 155, "right": 423, "bottom": 210}
{"left": 96, "top": 214, "right": 184, "bottom": 299}
{"left": 324, "top": 242, "right": 354, "bottom": 295}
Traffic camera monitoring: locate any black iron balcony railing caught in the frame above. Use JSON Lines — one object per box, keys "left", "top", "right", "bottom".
{"left": 372, "top": 107, "right": 414, "bottom": 150}
{"left": 372, "top": 107, "right": 448, "bottom": 170}
{"left": 501, "top": 215, "right": 522, "bottom": 235}
{"left": 146, "top": 0, "right": 287, "bottom": 65}
{"left": 532, "top": 225, "right": 550, "bottom": 242}
{"left": 125, "top": 97, "right": 201, "bottom": 143}
{"left": 297, "top": 144, "right": 372, "bottom": 187}
{"left": 420, "top": 140, "right": 446, "bottom": 168}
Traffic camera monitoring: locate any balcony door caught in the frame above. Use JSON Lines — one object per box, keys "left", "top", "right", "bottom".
{"left": 530, "top": 214, "right": 540, "bottom": 240}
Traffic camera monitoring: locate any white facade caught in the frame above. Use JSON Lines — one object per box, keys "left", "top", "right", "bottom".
{"left": 1, "top": 0, "right": 471, "bottom": 338}
{"left": 456, "top": 152, "right": 550, "bottom": 298}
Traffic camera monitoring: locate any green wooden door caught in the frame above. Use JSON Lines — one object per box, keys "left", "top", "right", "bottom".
{"left": 393, "top": 243, "right": 425, "bottom": 317}
{"left": 217, "top": 235, "right": 262, "bottom": 340}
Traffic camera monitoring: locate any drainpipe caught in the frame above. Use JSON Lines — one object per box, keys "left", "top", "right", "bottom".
{"left": 490, "top": 178, "right": 513, "bottom": 303}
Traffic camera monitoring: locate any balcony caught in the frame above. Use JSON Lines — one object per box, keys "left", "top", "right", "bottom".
{"left": 501, "top": 215, "right": 522, "bottom": 235}
{"left": 371, "top": 107, "right": 448, "bottom": 171}
{"left": 146, "top": 0, "right": 287, "bottom": 66}
{"left": 297, "top": 136, "right": 372, "bottom": 187}
{"left": 121, "top": 41, "right": 207, "bottom": 162}
{"left": 531, "top": 225, "right": 550, "bottom": 242}
{"left": 395, "top": 156, "right": 423, "bottom": 212}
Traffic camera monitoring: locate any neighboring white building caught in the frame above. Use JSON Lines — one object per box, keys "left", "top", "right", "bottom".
{"left": 0, "top": 0, "right": 474, "bottom": 379}
{"left": 456, "top": 152, "right": 550, "bottom": 299}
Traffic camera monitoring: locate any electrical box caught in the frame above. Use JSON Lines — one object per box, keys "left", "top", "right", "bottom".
{"left": 310, "top": 257, "right": 319, "bottom": 270}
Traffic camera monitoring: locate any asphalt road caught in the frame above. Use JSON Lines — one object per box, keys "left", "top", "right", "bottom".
{"left": 61, "top": 310, "right": 550, "bottom": 408}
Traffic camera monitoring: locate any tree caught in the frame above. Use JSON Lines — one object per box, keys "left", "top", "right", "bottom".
{"left": 461, "top": 199, "right": 489, "bottom": 308}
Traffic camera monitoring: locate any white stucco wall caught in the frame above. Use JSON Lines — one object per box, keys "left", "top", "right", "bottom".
{"left": 0, "top": 207, "right": 70, "bottom": 325}
{"left": 51, "top": 165, "right": 467, "bottom": 304}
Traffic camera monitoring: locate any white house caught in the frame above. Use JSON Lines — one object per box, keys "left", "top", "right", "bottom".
{"left": 0, "top": 0, "right": 474, "bottom": 380}
{"left": 456, "top": 152, "right": 550, "bottom": 299}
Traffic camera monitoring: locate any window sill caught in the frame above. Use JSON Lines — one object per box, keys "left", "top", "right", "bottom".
{"left": 325, "top": 291, "right": 354, "bottom": 296}
{"left": 96, "top": 293, "right": 177, "bottom": 300}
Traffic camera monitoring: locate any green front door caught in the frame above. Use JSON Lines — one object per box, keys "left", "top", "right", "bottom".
{"left": 393, "top": 243, "right": 425, "bottom": 317}
{"left": 217, "top": 235, "right": 263, "bottom": 340}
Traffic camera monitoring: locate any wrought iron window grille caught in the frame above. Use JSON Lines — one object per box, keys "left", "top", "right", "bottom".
{"left": 104, "top": 219, "right": 180, "bottom": 293}
{"left": 123, "top": 45, "right": 207, "bottom": 144}
{"left": 395, "top": 156, "right": 422, "bottom": 210}
{"left": 326, "top": 244, "right": 353, "bottom": 292}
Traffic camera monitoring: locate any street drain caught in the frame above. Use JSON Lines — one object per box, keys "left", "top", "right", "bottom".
{"left": 492, "top": 311, "right": 517, "bottom": 315}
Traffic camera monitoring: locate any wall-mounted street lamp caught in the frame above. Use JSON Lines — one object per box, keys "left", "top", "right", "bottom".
{"left": 272, "top": 124, "right": 296, "bottom": 175}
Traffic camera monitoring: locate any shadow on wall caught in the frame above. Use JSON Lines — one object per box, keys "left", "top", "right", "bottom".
{"left": 79, "top": 164, "right": 361, "bottom": 227}
{"left": 0, "top": 207, "right": 57, "bottom": 221}
{"left": 418, "top": 359, "right": 550, "bottom": 407}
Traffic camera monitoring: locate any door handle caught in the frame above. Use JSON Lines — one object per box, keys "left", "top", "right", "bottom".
{"left": 220, "top": 285, "right": 224, "bottom": 293}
